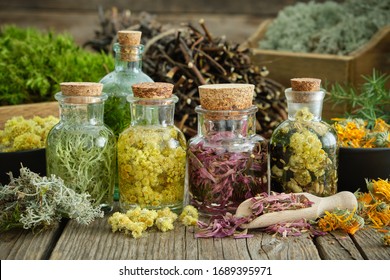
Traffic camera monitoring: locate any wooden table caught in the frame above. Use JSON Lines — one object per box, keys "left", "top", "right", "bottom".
{"left": 1, "top": 102, "right": 389, "bottom": 260}
{"left": 1, "top": 213, "right": 389, "bottom": 260}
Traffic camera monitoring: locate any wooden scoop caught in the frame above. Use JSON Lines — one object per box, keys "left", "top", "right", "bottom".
{"left": 235, "top": 191, "right": 358, "bottom": 229}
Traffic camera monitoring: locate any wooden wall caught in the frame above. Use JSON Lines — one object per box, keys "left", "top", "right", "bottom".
{"left": 0, "top": 0, "right": 340, "bottom": 16}
{"left": 0, "top": 0, "right": 345, "bottom": 44}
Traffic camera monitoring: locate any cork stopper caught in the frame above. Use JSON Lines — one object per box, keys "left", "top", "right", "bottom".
{"left": 117, "top": 30, "right": 142, "bottom": 46}
{"left": 60, "top": 82, "right": 103, "bottom": 96}
{"left": 59, "top": 82, "right": 103, "bottom": 104}
{"left": 291, "top": 78, "right": 321, "bottom": 92}
{"left": 132, "top": 82, "right": 174, "bottom": 99}
{"left": 198, "top": 84, "right": 254, "bottom": 110}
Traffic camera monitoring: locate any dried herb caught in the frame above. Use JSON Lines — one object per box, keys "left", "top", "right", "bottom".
{"left": 0, "top": 116, "right": 58, "bottom": 152}
{"left": 46, "top": 124, "right": 116, "bottom": 209}
{"left": 0, "top": 167, "right": 103, "bottom": 232}
{"left": 117, "top": 126, "right": 186, "bottom": 211}
{"left": 188, "top": 133, "right": 268, "bottom": 215}
{"left": 356, "top": 179, "right": 390, "bottom": 229}
{"left": 317, "top": 208, "right": 364, "bottom": 235}
{"left": 195, "top": 213, "right": 252, "bottom": 239}
{"left": 317, "top": 178, "right": 390, "bottom": 243}
{"left": 108, "top": 207, "right": 178, "bottom": 239}
{"left": 270, "top": 108, "right": 338, "bottom": 195}
{"left": 259, "top": 0, "right": 390, "bottom": 55}
{"left": 249, "top": 192, "right": 314, "bottom": 216}
{"left": 264, "top": 219, "right": 325, "bottom": 237}
{"left": 194, "top": 192, "right": 318, "bottom": 238}
{"left": 332, "top": 118, "right": 390, "bottom": 148}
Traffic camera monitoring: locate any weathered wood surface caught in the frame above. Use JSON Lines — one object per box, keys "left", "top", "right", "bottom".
{"left": 0, "top": 225, "right": 62, "bottom": 260}
{"left": 1, "top": 213, "right": 389, "bottom": 260}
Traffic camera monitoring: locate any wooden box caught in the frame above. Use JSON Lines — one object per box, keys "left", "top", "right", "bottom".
{"left": 243, "top": 20, "right": 390, "bottom": 119}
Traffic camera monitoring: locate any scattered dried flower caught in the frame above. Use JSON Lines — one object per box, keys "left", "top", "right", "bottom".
{"left": 333, "top": 118, "right": 390, "bottom": 148}
{"left": 194, "top": 192, "right": 319, "bottom": 238}
{"left": 317, "top": 208, "right": 364, "bottom": 235}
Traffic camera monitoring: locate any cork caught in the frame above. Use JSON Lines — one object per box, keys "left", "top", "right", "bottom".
{"left": 117, "top": 30, "right": 142, "bottom": 46}
{"left": 198, "top": 84, "right": 254, "bottom": 110}
{"left": 291, "top": 78, "right": 321, "bottom": 92}
{"left": 60, "top": 82, "right": 103, "bottom": 96}
{"left": 132, "top": 82, "right": 174, "bottom": 99}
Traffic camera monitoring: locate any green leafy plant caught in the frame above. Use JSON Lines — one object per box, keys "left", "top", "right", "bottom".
{"left": 0, "top": 25, "right": 114, "bottom": 105}
{"left": 327, "top": 70, "right": 390, "bottom": 125}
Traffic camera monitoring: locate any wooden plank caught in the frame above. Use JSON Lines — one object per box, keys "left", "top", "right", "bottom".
{"left": 50, "top": 215, "right": 201, "bottom": 260}
{"left": 53, "top": 214, "right": 280, "bottom": 260}
{"left": 315, "top": 230, "right": 364, "bottom": 260}
{"left": 0, "top": 101, "right": 58, "bottom": 129}
{"left": 247, "top": 229, "right": 321, "bottom": 260}
{"left": 0, "top": 225, "right": 62, "bottom": 260}
{"left": 351, "top": 228, "right": 390, "bottom": 260}
{"left": 195, "top": 235, "right": 224, "bottom": 260}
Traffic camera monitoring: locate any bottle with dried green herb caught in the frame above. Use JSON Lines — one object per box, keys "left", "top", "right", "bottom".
{"left": 187, "top": 84, "right": 269, "bottom": 216}
{"left": 117, "top": 82, "right": 187, "bottom": 213}
{"left": 46, "top": 82, "right": 116, "bottom": 213}
{"left": 270, "top": 78, "right": 338, "bottom": 196}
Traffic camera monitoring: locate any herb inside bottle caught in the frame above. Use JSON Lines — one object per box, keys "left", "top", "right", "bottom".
{"left": 46, "top": 82, "right": 116, "bottom": 213}
{"left": 188, "top": 84, "right": 269, "bottom": 216}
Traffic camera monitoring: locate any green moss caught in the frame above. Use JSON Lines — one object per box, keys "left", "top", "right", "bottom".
{"left": 0, "top": 25, "right": 114, "bottom": 105}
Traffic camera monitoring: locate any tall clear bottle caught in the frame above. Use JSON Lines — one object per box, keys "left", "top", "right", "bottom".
{"left": 46, "top": 82, "right": 116, "bottom": 213}
{"left": 117, "top": 82, "right": 187, "bottom": 213}
{"left": 99, "top": 30, "right": 153, "bottom": 201}
{"left": 187, "top": 84, "right": 269, "bottom": 216}
{"left": 270, "top": 78, "right": 338, "bottom": 196}
{"left": 100, "top": 30, "right": 153, "bottom": 137}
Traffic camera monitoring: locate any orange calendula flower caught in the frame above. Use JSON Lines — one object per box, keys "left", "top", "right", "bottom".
{"left": 356, "top": 179, "right": 390, "bottom": 229}
{"left": 332, "top": 118, "right": 390, "bottom": 148}
{"left": 317, "top": 208, "right": 364, "bottom": 235}
{"left": 370, "top": 179, "right": 390, "bottom": 202}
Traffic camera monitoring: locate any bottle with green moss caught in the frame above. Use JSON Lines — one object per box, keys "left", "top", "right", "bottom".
{"left": 270, "top": 78, "right": 338, "bottom": 196}
{"left": 99, "top": 30, "right": 153, "bottom": 201}
{"left": 46, "top": 82, "right": 116, "bottom": 213}
{"left": 117, "top": 82, "right": 187, "bottom": 213}
{"left": 99, "top": 30, "right": 153, "bottom": 137}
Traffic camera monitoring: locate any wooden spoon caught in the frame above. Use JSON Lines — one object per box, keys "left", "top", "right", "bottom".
{"left": 235, "top": 191, "right": 358, "bottom": 229}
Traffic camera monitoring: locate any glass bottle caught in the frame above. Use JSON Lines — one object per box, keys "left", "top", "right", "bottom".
{"left": 100, "top": 30, "right": 153, "bottom": 137}
{"left": 46, "top": 82, "right": 116, "bottom": 213}
{"left": 117, "top": 82, "right": 187, "bottom": 213}
{"left": 270, "top": 78, "right": 338, "bottom": 196}
{"left": 187, "top": 84, "right": 269, "bottom": 216}
{"left": 99, "top": 30, "right": 153, "bottom": 201}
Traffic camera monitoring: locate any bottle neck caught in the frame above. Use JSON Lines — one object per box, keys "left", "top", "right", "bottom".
{"left": 129, "top": 96, "right": 178, "bottom": 126}
{"left": 196, "top": 106, "right": 258, "bottom": 139}
{"left": 285, "top": 88, "right": 325, "bottom": 121}
{"left": 114, "top": 43, "right": 144, "bottom": 73}
{"left": 55, "top": 93, "right": 106, "bottom": 125}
